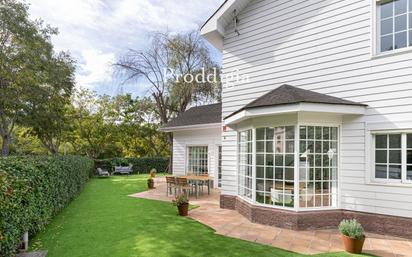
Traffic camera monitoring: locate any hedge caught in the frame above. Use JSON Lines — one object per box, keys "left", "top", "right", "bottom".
{"left": 95, "top": 157, "right": 169, "bottom": 174}
{"left": 0, "top": 156, "right": 94, "bottom": 257}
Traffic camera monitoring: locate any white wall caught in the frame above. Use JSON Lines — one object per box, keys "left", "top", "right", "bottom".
{"left": 220, "top": 0, "right": 412, "bottom": 218}
{"left": 172, "top": 128, "right": 222, "bottom": 182}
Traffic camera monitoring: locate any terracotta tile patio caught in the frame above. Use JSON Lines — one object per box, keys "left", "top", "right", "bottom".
{"left": 130, "top": 177, "right": 412, "bottom": 256}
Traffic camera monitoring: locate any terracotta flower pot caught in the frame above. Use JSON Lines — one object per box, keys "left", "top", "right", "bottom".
{"left": 341, "top": 234, "right": 365, "bottom": 254}
{"left": 147, "top": 180, "right": 154, "bottom": 189}
{"left": 177, "top": 203, "right": 189, "bottom": 216}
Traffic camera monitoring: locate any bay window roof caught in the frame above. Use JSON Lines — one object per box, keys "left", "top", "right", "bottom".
{"left": 225, "top": 85, "right": 367, "bottom": 125}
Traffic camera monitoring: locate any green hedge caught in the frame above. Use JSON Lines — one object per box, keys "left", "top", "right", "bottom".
{"left": 95, "top": 157, "right": 169, "bottom": 174}
{"left": 0, "top": 156, "right": 94, "bottom": 257}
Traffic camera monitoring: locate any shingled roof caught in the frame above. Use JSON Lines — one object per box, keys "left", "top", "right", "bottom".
{"left": 226, "top": 84, "right": 366, "bottom": 119}
{"left": 162, "top": 103, "right": 222, "bottom": 129}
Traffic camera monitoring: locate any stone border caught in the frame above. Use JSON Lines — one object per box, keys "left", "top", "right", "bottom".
{"left": 220, "top": 194, "right": 412, "bottom": 239}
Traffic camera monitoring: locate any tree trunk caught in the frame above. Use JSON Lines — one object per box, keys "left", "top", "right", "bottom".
{"left": 1, "top": 134, "right": 10, "bottom": 156}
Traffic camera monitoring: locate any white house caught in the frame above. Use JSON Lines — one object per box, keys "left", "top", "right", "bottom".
{"left": 163, "top": 0, "right": 412, "bottom": 238}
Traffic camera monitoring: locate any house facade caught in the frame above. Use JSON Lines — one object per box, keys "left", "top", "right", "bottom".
{"left": 163, "top": 0, "right": 412, "bottom": 238}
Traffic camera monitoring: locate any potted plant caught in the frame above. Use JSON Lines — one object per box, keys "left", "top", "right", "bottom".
{"left": 173, "top": 194, "right": 189, "bottom": 216}
{"left": 147, "top": 177, "right": 155, "bottom": 189}
{"left": 150, "top": 168, "right": 157, "bottom": 178}
{"left": 339, "top": 219, "right": 365, "bottom": 254}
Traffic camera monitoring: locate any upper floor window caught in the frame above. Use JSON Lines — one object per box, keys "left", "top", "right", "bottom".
{"left": 377, "top": 0, "right": 412, "bottom": 53}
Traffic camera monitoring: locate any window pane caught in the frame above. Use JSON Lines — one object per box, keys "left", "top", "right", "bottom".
{"left": 389, "top": 150, "right": 402, "bottom": 163}
{"left": 256, "top": 167, "right": 264, "bottom": 178}
{"left": 395, "top": 14, "right": 407, "bottom": 32}
{"left": 256, "top": 141, "right": 264, "bottom": 152}
{"left": 266, "top": 128, "right": 274, "bottom": 140}
{"left": 408, "top": 134, "right": 412, "bottom": 148}
{"left": 285, "top": 168, "right": 294, "bottom": 180}
{"left": 266, "top": 141, "right": 274, "bottom": 153}
{"left": 256, "top": 128, "right": 265, "bottom": 140}
{"left": 381, "top": 1, "right": 394, "bottom": 18}
{"left": 395, "top": 0, "right": 407, "bottom": 14}
{"left": 407, "top": 150, "right": 412, "bottom": 164}
{"left": 285, "top": 126, "right": 294, "bottom": 139}
{"left": 376, "top": 150, "right": 387, "bottom": 163}
{"left": 376, "top": 135, "right": 387, "bottom": 148}
{"left": 376, "top": 165, "right": 387, "bottom": 178}
{"left": 409, "top": 14, "right": 412, "bottom": 28}
{"left": 410, "top": 30, "right": 412, "bottom": 46}
{"left": 285, "top": 141, "right": 294, "bottom": 153}
{"left": 408, "top": 166, "right": 412, "bottom": 180}
{"left": 395, "top": 32, "right": 407, "bottom": 49}
{"left": 266, "top": 154, "right": 274, "bottom": 166}
{"left": 389, "top": 165, "right": 402, "bottom": 179}
{"left": 257, "top": 154, "right": 264, "bottom": 165}
{"left": 266, "top": 167, "right": 274, "bottom": 179}
{"left": 381, "top": 34, "right": 394, "bottom": 52}
{"left": 300, "top": 126, "right": 307, "bottom": 140}
{"left": 410, "top": 0, "right": 412, "bottom": 11}
{"left": 389, "top": 134, "right": 401, "bottom": 148}
{"left": 381, "top": 18, "right": 393, "bottom": 35}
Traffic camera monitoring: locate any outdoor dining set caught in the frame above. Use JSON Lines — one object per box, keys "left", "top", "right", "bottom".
{"left": 166, "top": 174, "right": 213, "bottom": 198}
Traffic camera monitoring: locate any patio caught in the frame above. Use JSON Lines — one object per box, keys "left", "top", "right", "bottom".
{"left": 131, "top": 177, "right": 412, "bottom": 256}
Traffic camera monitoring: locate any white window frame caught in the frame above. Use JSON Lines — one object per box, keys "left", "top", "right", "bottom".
{"left": 371, "top": 131, "right": 412, "bottom": 184}
{"left": 372, "top": 0, "right": 412, "bottom": 57}
{"left": 236, "top": 122, "right": 341, "bottom": 212}
{"left": 186, "top": 145, "right": 209, "bottom": 175}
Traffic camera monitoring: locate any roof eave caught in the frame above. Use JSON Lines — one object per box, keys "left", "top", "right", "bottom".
{"left": 159, "top": 122, "right": 222, "bottom": 132}
{"left": 224, "top": 103, "right": 366, "bottom": 126}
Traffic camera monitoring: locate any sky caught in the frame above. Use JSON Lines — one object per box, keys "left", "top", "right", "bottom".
{"left": 28, "top": 0, "right": 223, "bottom": 96}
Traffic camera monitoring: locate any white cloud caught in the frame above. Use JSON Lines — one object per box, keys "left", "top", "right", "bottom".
{"left": 76, "top": 49, "right": 115, "bottom": 87}
{"left": 27, "top": 0, "right": 223, "bottom": 95}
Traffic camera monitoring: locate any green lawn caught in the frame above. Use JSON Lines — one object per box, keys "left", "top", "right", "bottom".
{"left": 31, "top": 175, "right": 365, "bottom": 257}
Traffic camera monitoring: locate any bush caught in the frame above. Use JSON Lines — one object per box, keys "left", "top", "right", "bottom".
{"left": 95, "top": 157, "right": 169, "bottom": 174}
{"left": 339, "top": 219, "right": 365, "bottom": 240}
{"left": 0, "top": 156, "right": 94, "bottom": 257}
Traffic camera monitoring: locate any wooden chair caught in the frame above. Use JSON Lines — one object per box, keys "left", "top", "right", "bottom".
{"left": 166, "top": 176, "right": 177, "bottom": 196}
{"left": 176, "top": 177, "right": 193, "bottom": 197}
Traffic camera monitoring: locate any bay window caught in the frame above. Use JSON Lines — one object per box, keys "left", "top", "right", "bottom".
{"left": 238, "top": 125, "right": 339, "bottom": 210}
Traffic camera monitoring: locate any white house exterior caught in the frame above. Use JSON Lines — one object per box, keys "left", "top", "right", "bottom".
{"left": 164, "top": 0, "right": 412, "bottom": 237}
{"left": 161, "top": 103, "right": 223, "bottom": 188}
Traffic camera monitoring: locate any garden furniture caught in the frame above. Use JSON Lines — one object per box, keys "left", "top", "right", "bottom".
{"left": 97, "top": 168, "right": 110, "bottom": 177}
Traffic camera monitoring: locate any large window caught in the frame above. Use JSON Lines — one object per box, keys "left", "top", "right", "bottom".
{"left": 187, "top": 146, "right": 208, "bottom": 175}
{"left": 378, "top": 0, "right": 412, "bottom": 53}
{"left": 239, "top": 130, "right": 253, "bottom": 199}
{"left": 299, "top": 126, "right": 338, "bottom": 208}
{"left": 374, "top": 133, "right": 412, "bottom": 182}
{"left": 237, "top": 125, "right": 339, "bottom": 210}
{"left": 255, "top": 126, "right": 295, "bottom": 207}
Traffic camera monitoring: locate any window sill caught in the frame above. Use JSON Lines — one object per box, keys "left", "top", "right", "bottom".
{"left": 371, "top": 47, "right": 412, "bottom": 59}
{"left": 366, "top": 181, "right": 412, "bottom": 188}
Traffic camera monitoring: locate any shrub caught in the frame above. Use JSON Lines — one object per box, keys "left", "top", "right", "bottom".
{"left": 95, "top": 157, "right": 169, "bottom": 174}
{"left": 339, "top": 219, "right": 365, "bottom": 240}
{"left": 0, "top": 156, "right": 94, "bottom": 257}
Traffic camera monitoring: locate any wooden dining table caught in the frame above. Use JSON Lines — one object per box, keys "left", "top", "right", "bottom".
{"left": 177, "top": 175, "right": 213, "bottom": 198}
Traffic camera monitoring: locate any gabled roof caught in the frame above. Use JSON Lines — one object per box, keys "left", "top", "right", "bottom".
{"left": 161, "top": 103, "right": 222, "bottom": 131}
{"left": 200, "top": 0, "right": 251, "bottom": 50}
{"left": 226, "top": 85, "right": 367, "bottom": 119}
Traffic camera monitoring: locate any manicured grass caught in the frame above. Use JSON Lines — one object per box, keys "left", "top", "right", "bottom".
{"left": 31, "top": 175, "right": 366, "bottom": 257}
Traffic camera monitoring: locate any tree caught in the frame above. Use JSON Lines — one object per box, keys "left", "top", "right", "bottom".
{"left": 0, "top": 0, "right": 57, "bottom": 155}
{"left": 115, "top": 31, "right": 221, "bottom": 168}
{"left": 23, "top": 52, "right": 76, "bottom": 154}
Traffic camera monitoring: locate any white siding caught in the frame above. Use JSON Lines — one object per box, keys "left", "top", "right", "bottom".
{"left": 220, "top": 0, "right": 412, "bottom": 217}
{"left": 172, "top": 128, "right": 222, "bottom": 182}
